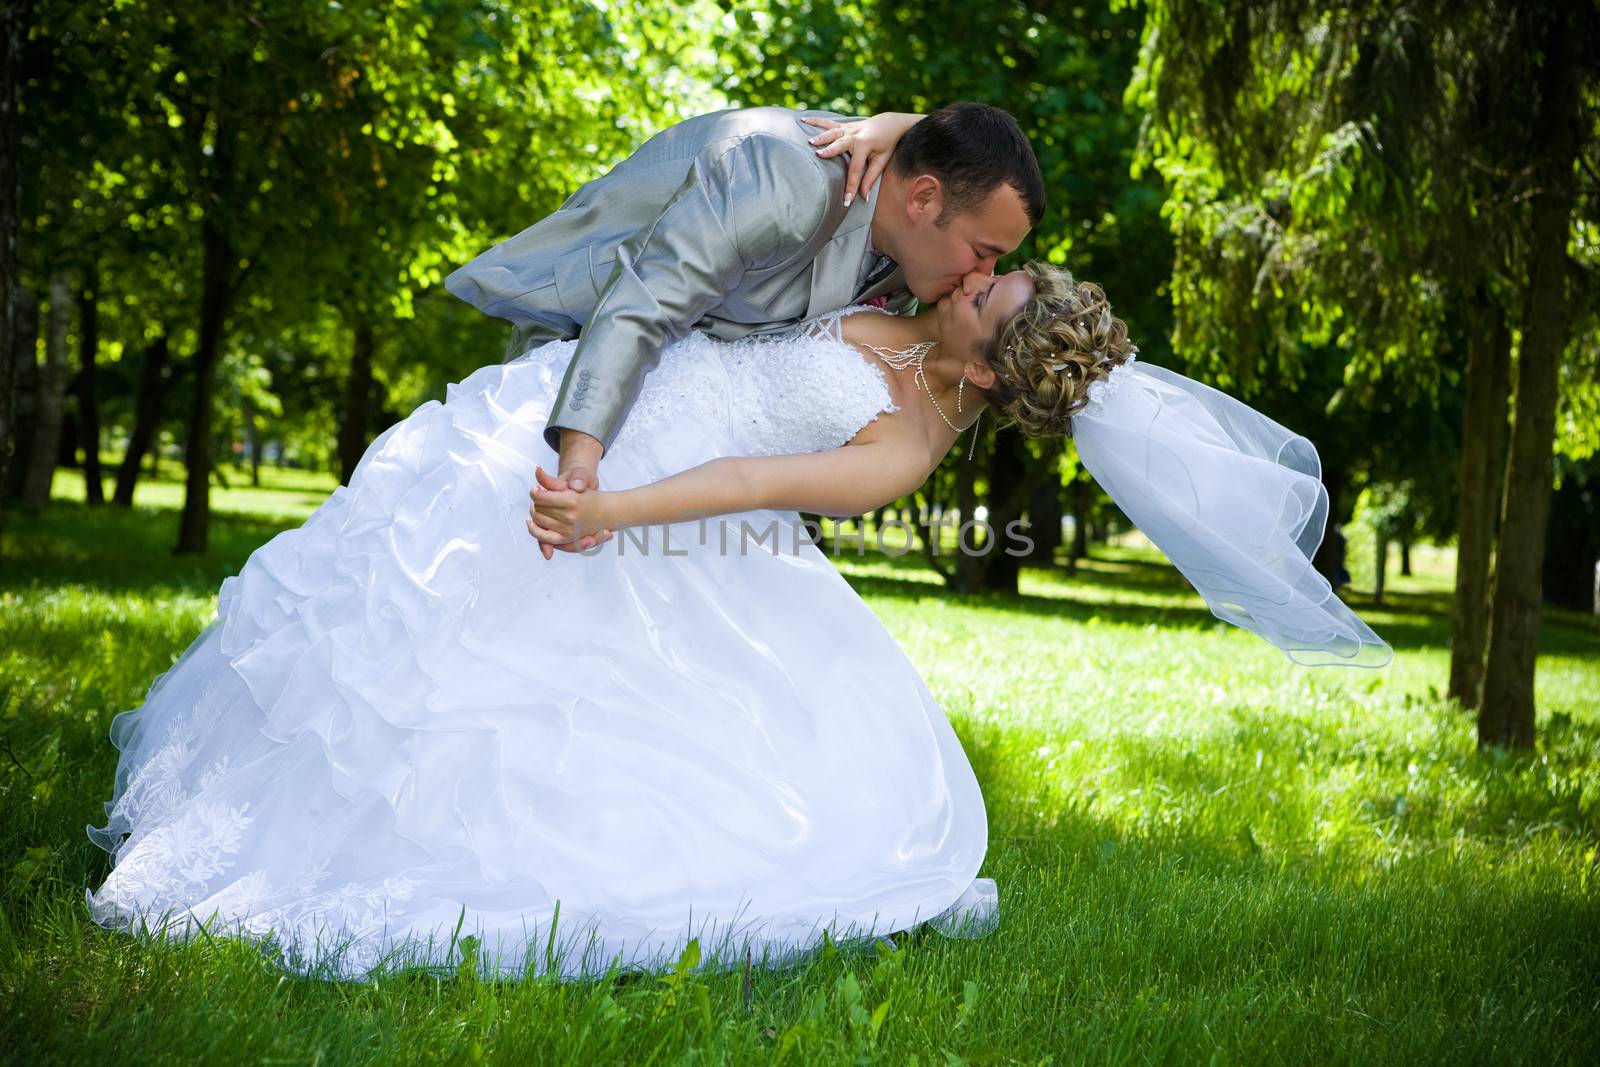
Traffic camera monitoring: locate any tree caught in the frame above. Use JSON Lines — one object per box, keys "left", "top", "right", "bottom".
{"left": 0, "top": 0, "right": 31, "bottom": 549}
{"left": 28, "top": 1, "right": 714, "bottom": 549}
{"left": 1127, "top": 0, "right": 1600, "bottom": 746}
{"left": 1448, "top": 292, "right": 1510, "bottom": 705}
{"left": 1478, "top": 2, "right": 1592, "bottom": 748}
{"left": 112, "top": 332, "right": 170, "bottom": 507}
{"left": 74, "top": 261, "right": 103, "bottom": 505}
{"left": 19, "top": 273, "right": 69, "bottom": 510}
{"left": 2, "top": 286, "right": 37, "bottom": 502}
{"left": 296, "top": 1, "right": 721, "bottom": 484}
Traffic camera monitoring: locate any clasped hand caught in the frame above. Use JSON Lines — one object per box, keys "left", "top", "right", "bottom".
{"left": 526, "top": 465, "right": 615, "bottom": 553}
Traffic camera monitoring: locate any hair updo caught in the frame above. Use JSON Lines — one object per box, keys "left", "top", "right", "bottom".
{"left": 979, "top": 262, "right": 1136, "bottom": 438}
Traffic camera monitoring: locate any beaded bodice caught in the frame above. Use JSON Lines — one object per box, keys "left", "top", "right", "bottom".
{"left": 606, "top": 305, "right": 899, "bottom": 457}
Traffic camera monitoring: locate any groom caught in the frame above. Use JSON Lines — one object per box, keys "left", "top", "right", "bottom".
{"left": 445, "top": 102, "right": 1043, "bottom": 555}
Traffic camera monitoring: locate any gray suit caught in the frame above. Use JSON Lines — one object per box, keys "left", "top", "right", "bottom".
{"left": 445, "top": 106, "right": 914, "bottom": 454}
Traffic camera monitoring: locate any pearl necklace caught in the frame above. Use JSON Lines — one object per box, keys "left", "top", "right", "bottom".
{"left": 862, "top": 339, "right": 982, "bottom": 462}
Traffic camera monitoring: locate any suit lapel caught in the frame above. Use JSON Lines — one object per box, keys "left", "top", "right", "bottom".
{"left": 805, "top": 192, "right": 876, "bottom": 320}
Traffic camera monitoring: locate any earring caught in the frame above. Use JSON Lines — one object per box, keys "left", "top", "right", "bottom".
{"left": 957, "top": 376, "right": 967, "bottom": 414}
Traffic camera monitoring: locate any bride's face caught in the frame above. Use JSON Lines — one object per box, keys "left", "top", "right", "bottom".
{"left": 937, "top": 269, "right": 1034, "bottom": 360}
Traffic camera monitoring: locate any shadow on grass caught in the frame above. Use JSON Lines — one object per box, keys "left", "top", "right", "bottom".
{"left": 8, "top": 497, "right": 1596, "bottom": 661}
{"left": 822, "top": 537, "right": 1600, "bottom": 658}
{"left": 835, "top": 560, "right": 1463, "bottom": 653}
{"left": 2, "top": 498, "right": 304, "bottom": 598}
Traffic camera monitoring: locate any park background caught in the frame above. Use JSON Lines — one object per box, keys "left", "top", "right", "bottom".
{"left": 1, "top": 1, "right": 1596, "bottom": 1063}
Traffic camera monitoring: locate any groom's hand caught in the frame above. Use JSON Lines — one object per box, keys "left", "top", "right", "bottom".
{"left": 556, "top": 427, "right": 605, "bottom": 491}
{"left": 528, "top": 429, "right": 611, "bottom": 559}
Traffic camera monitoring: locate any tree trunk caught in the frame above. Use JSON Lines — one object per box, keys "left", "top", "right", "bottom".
{"left": 175, "top": 220, "right": 234, "bottom": 555}
{"left": 1540, "top": 471, "right": 1599, "bottom": 611}
{"left": 979, "top": 431, "right": 1029, "bottom": 594}
{"left": 1447, "top": 297, "right": 1511, "bottom": 707}
{"left": 21, "top": 273, "right": 72, "bottom": 511}
{"left": 1399, "top": 538, "right": 1412, "bottom": 577}
{"left": 338, "top": 319, "right": 375, "bottom": 485}
{"left": 1027, "top": 459, "right": 1063, "bottom": 564}
{"left": 952, "top": 453, "right": 982, "bottom": 594}
{"left": 3, "top": 284, "right": 37, "bottom": 501}
{"left": 912, "top": 488, "right": 953, "bottom": 581}
{"left": 113, "top": 333, "right": 170, "bottom": 507}
{"left": 1373, "top": 532, "right": 1387, "bottom": 604}
{"left": 1069, "top": 468, "right": 1090, "bottom": 573}
{"left": 0, "top": 0, "right": 27, "bottom": 551}
{"left": 1312, "top": 465, "right": 1350, "bottom": 590}
{"left": 57, "top": 406, "right": 76, "bottom": 467}
{"left": 241, "top": 392, "right": 261, "bottom": 487}
{"left": 76, "top": 264, "right": 103, "bottom": 505}
{"left": 1479, "top": 6, "right": 1581, "bottom": 750}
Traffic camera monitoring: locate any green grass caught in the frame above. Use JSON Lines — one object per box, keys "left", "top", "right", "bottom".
{"left": 2, "top": 466, "right": 1597, "bottom": 1065}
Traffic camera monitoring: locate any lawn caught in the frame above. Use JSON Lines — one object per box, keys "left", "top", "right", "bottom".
{"left": 2, "top": 466, "right": 1596, "bottom": 1065}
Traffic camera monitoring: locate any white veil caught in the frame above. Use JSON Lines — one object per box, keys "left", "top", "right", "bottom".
{"left": 1069, "top": 358, "right": 1392, "bottom": 668}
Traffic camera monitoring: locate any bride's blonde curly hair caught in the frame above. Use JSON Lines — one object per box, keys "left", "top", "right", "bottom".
{"left": 979, "top": 262, "right": 1136, "bottom": 437}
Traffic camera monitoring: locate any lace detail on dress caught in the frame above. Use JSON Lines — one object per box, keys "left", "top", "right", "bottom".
{"left": 94, "top": 799, "right": 255, "bottom": 905}
{"left": 90, "top": 840, "right": 425, "bottom": 978}
{"left": 606, "top": 333, "right": 734, "bottom": 457}
{"left": 1082, "top": 349, "right": 1141, "bottom": 413}
{"left": 792, "top": 303, "right": 895, "bottom": 346}
{"left": 238, "top": 871, "right": 422, "bottom": 976}
{"left": 97, "top": 672, "right": 234, "bottom": 862}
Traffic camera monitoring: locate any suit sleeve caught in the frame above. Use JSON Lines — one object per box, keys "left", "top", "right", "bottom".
{"left": 542, "top": 133, "right": 830, "bottom": 454}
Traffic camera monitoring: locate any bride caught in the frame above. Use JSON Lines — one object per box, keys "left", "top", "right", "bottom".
{"left": 85, "top": 258, "right": 1388, "bottom": 982}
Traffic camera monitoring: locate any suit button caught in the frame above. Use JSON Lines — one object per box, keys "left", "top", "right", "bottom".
{"left": 579, "top": 370, "right": 592, "bottom": 380}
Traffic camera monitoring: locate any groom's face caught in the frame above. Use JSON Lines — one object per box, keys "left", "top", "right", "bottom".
{"left": 896, "top": 180, "right": 1032, "bottom": 304}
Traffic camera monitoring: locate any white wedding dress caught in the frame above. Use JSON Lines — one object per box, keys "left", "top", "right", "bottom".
{"left": 85, "top": 307, "right": 995, "bottom": 981}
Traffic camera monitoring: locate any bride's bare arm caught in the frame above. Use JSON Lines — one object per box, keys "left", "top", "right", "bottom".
{"left": 528, "top": 442, "right": 930, "bottom": 544}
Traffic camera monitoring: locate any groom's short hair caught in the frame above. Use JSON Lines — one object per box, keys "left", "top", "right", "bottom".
{"left": 892, "top": 102, "right": 1045, "bottom": 227}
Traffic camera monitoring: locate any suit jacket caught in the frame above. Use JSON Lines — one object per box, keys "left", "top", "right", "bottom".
{"left": 444, "top": 106, "right": 915, "bottom": 453}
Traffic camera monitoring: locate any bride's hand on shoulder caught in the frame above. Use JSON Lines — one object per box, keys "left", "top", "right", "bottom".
{"left": 528, "top": 465, "right": 615, "bottom": 555}
{"left": 804, "top": 112, "right": 925, "bottom": 207}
